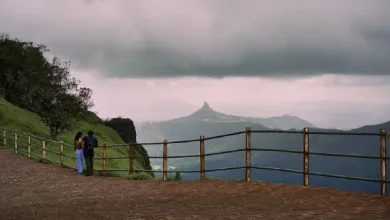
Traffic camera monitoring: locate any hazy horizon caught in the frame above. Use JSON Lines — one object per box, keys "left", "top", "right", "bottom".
{"left": 131, "top": 100, "right": 389, "bottom": 130}
{"left": 1, "top": 0, "right": 390, "bottom": 129}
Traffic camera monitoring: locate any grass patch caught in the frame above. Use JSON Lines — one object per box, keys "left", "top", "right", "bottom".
{"left": 204, "top": 177, "right": 222, "bottom": 181}
{"left": 0, "top": 97, "right": 152, "bottom": 178}
{"left": 132, "top": 172, "right": 154, "bottom": 180}
{"left": 94, "top": 170, "right": 154, "bottom": 180}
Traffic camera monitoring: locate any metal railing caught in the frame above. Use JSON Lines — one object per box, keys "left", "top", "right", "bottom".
{"left": 0, "top": 126, "right": 388, "bottom": 195}
{"left": 0, "top": 128, "right": 77, "bottom": 170}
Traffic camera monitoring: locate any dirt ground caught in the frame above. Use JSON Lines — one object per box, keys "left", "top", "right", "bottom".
{"left": 0, "top": 150, "right": 389, "bottom": 220}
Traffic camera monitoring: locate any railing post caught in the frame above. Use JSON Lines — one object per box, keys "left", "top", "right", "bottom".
{"left": 60, "top": 141, "right": 64, "bottom": 167}
{"left": 129, "top": 143, "right": 134, "bottom": 179}
{"left": 163, "top": 139, "right": 168, "bottom": 181}
{"left": 2, "top": 127, "right": 6, "bottom": 147}
{"left": 303, "top": 127, "right": 310, "bottom": 186}
{"left": 103, "top": 144, "right": 107, "bottom": 176}
{"left": 28, "top": 133, "right": 31, "bottom": 159}
{"left": 14, "top": 130, "right": 18, "bottom": 154}
{"left": 42, "top": 139, "right": 46, "bottom": 161}
{"left": 245, "top": 127, "right": 251, "bottom": 182}
{"left": 200, "top": 136, "right": 205, "bottom": 180}
{"left": 380, "top": 128, "right": 387, "bottom": 195}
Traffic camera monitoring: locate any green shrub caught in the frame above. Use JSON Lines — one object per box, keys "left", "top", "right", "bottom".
{"left": 204, "top": 177, "right": 221, "bottom": 181}
{"left": 174, "top": 172, "right": 182, "bottom": 181}
{"left": 0, "top": 136, "right": 4, "bottom": 148}
{"left": 132, "top": 172, "right": 154, "bottom": 180}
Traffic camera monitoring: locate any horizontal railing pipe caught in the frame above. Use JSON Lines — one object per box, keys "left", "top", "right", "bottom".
{"left": 0, "top": 125, "right": 388, "bottom": 195}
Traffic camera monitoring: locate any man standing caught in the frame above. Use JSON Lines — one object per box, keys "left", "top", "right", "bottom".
{"left": 83, "top": 130, "right": 98, "bottom": 176}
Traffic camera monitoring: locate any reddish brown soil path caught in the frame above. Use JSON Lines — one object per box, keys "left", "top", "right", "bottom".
{"left": 0, "top": 150, "right": 389, "bottom": 220}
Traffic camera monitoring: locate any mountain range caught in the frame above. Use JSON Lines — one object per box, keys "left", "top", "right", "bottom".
{"left": 136, "top": 102, "right": 389, "bottom": 194}
{"left": 139, "top": 101, "right": 315, "bottom": 129}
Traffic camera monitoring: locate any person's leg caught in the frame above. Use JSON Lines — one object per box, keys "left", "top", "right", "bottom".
{"left": 85, "top": 156, "right": 91, "bottom": 176}
{"left": 76, "top": 150, "right": 83, "bottom": 174}
{"left": 80, "top": 150, "right": 84, "bottom": 174}
{"left": 90, "top": 157, "right": 94, "bottom": 175}
{"left": 75, "top": 150, "right": 78, "bottom": 173}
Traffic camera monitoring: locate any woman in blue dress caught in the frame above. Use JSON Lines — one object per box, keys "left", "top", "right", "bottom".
{"left": 74, "top": 131, "right": 84, "bottom": 175}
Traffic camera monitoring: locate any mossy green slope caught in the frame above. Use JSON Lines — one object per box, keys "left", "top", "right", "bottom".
{"left": 0, "top": 97, "right": 151, "bottom": 177}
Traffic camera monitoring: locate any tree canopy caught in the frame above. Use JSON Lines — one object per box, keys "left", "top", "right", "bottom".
{"left": 0, "top": 33, "right": 94, "bottom": 137}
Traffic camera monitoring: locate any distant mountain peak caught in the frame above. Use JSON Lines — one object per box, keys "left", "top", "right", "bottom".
{"left": 182, "top": 101, "right": 222, "bottom": 120}
{"left": 165, "top": 101, "right": 316, "bottom": 129}
{"left": 201, "top": 101, "right": 212, "bottom": 110}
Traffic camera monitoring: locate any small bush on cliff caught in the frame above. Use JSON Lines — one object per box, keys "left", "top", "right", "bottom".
{"left": 174, "top": 172, "right": 182, "bottom": 181}
{"left": 132, "top": 172, "right": 154, "bottom": 180}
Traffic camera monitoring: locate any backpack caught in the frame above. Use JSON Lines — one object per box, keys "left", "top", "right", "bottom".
{"left": 85, "top": 136, "right": 97, "bottom": 150}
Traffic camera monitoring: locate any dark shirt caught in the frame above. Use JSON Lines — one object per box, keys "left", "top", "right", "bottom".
{"left": 82, "top": 135, "right": 98, "bottom": 157}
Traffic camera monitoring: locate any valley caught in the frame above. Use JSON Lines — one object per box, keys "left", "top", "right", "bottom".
{"left": 136, "top": 102, "right": 389, "bottom": 194}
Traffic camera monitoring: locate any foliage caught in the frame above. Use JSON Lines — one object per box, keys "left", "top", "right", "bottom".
{"left": 0, "top": 136, "right": 4, "bottom": 147}
{"left": 104, "top": 117, "right": 138, "bottom": 143}
{"left": 0, "top": 97, "right": 152, "bottom": 177}
{"left": 105, "top": 117, "right": 154, "bottom": 177}
{"left": 132, "top": 172, "right": 154, "bottom": 180}
{"left": 0, "top": 33, "right": 94, "bottom": 138}
{"left": 0, "top": 33, "right": 153, "bottom": 177}
{"left": 80, "top": 110, "right": 102, "bottom": 124}
{"left": 174, "top": 171, "right": 182, "bottom": 180}
{"left": 204, "top": 177, "right": 221, "bottom": 181}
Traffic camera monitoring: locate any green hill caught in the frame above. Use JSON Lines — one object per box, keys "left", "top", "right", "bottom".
{"left": 0, "top": 97, "right": 152, "bottom": 178}
{"left": 0, "top": 34, "right": 153, "bottom": 179}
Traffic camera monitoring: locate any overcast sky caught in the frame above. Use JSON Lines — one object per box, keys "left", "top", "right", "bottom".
{"left": 1, "top": 0, "right": 390, "bottom": 129}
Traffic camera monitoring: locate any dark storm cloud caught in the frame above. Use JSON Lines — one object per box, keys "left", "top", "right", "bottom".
{"left": 1, "top": 0, "right": 390, "bottom": 78}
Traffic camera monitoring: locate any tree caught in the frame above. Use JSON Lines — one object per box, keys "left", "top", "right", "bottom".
{"left": 0, "top": 34, "right": 95, "bottom": 138}
{"left": 77, "top": 87, "right": 94, "bottom": 110}
{"left": 34, "top": 57, "right": 74, "bottom": 137}
{"left": 39, "top": 92, "right": 79, "bottom": 138}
